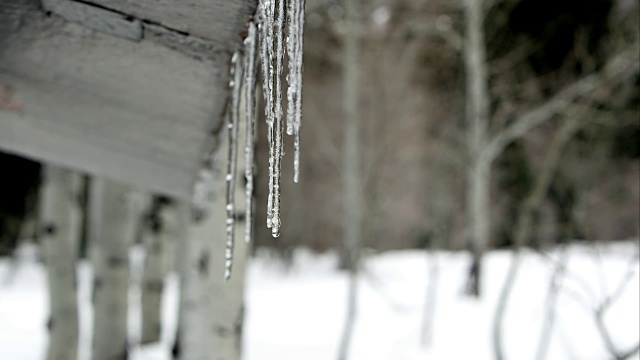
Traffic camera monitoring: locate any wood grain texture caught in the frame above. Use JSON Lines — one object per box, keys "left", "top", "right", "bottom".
{"left": 87, "top": 0, "right": 257, "bottom": 48}
{"left": 0, "top": 0, "right": 238, "bottom": 199}
{"left": 41, "top": 0, "right": 142, "bottom": 40}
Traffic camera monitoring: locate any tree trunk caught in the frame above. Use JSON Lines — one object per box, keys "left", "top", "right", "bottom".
{"left": 463, "top": 0, "right": 490, "bottom": 297}
{"left": 89, "top": 178, "right": 106, "bottom": 283}
{"left": 420, "top": 229, "right": 442, "bottom": 347}
{"left": 175, "top": 127, "right": 229, "bottom": 360}
{"left": 140, "top": 196, "right": 173, "bottom": 344}
{"left": 338, "top": 0, "right": 362, "bottom": 358}
{"left": 92, "top": 181, "right": 135, "bottom": 360}
{"left": 40, "top": 165, "right": 82, "bottom": 360}
{"left": 204, "top": 78, "right": 251, "bottom": 360}
{"left": 465, "top": 158, "right": 490, "bottom": 296}
{"left": 173, "top": 201, "right": 210, "bottom": 360}
{"left": 492, "top": 115, "right": 581, "bottom": 360}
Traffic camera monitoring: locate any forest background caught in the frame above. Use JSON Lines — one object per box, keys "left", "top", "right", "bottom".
{"left": 0, "top": 0, "right": 638, "bottom": 359}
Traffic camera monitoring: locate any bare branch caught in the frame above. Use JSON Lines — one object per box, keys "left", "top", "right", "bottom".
{"left": 483, "top": 45, "right": 640, "bottom": 163}
{"left": 559, "top": 248, "right": 640, "bottom": 360}
{"left": 535, "top": 247, "right": 569, "bottom": 360}
{"left": 493, "top": 112, "right": 583, "bottom": 360}
{"left": 600, "top": 250, "right": 640, "bottom": 313}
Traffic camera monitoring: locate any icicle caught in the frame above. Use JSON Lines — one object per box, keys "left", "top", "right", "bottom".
{"left": 224, "top": 51, "right": 245, "bottom": 281}
{"left": 259, "top": 0, "right": 285, "bottom": 237}
{"left": 244, "top": 22, "right": 259, "bottom": 243}
{"left": 258, "top": 0, "right": 306, "bottom": 236}
{"left": 270, "top": 0, "right": 286, "bottom": 238}
{"left": 260, "top": 0, "right": 275, "bottom": 231}
{"left": 285, "top": 0, "right": 305, "bottom": 183}
{"left": 286, "top": 0, "right": 298, "bottom": 137}
{"left": 293, "top": 0, "right": 305, "bottom": 183}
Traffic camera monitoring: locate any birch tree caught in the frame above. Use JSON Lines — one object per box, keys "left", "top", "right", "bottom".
{"left": 493, "top": 112, "right": 582, "bottom": 360}
{"left": 338, "top": 0, "right": 362, "bottom": 358}
{"left": 205, "top": 92, "right": 251, "bottom": 360}
{"left": 463, "top": 0, "right": 490, "bottom": 297}
{"left": 174, "top": 118, "right": 230, "bottom": 360}
{"left": 40, "top": 165, "right": 82, "bottom": 360}
{"left": 462, "top": 0, "right": 640, "bottom": 296}
{"left": 140, "top": 196, "right": 174, "bottom": 344}
{"left": 173, "top": 201, "right": 209, "bottom": 360}
{"left": 91, "top": 180, "right": 136, "bottom": 360}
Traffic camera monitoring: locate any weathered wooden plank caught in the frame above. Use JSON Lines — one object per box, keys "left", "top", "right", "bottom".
{"left": 41, "top": 0, "right": 142, "bottom": 40}
{"left": 87, "top": 0, "right": 257, "bottom": 48}
{"left": 0, "top": 0, "right": 231, "bottom": 199}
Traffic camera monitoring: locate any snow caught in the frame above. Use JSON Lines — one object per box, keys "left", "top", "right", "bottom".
{"left": 1, "top": 241, "right": 638, "bottom": 360}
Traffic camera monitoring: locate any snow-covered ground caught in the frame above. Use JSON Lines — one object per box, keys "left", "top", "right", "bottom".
{"left": 0, "top": 241, "right": 638, "bottom": 360}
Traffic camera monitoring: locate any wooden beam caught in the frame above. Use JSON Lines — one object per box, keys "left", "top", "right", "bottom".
{"left": 86, "top": 0, "right": 257, "bottom": 48}
{"left": 41, "top": 0, "right": 143, "bottom": 41}
{"left": 0, "top": 0, "right": 235, "bottom": 199}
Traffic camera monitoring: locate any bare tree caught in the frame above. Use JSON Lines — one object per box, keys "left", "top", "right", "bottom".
{"left": 593, "top": 252, "right": 640, "bottom": 360}
{"left": 462, "top": 0, "right": 640, "bottom": 296}
{"left": 420, "top": 143, "right": 458, "bottom": 347}
{"left": 463, "top": 0, "right": 491, "bottom": 297}
{"left": 88, "top": 178, "right": 106, "bottom": 280}
{"left": 40, "top": 165, "right": 82, "bottom": 360}
{"left": 205, "top": 97, "right": 251, "bottom": 360}
{"left": 535, "top": 246, "right": 569, "bottom": 360}
{"left": 140, "top": 196, "right": 174, "bottom": 344}
{"left": 420, "top": 238, "right": 440, "bottom": 348}
{"left": 92, "top": 180, "right": 136, "bottom": 360}
{"left": 173, "top": 201, "right": 209, "bottom": 360}
{"left": 338, "top": 0, "right": 363, "bottom": 359}
{"left": 493, "top": 112, "right": 582, "bottom": 360}
{"left": 556, "top": 248, "right": 640, "bottom": 360}
{"left": 492, "top": 58, "right": 639, "bottom": 355}
{"left": 174, "top": 99, "right": 247, "bottom": 359}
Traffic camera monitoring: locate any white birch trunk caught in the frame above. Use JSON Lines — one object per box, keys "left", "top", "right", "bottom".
{"left": 92, "top": 181, "right": 135, "bottom": 360}
{"left": 463, "top": 0, "right": 491, "bottom": 297}
{"left": 175, "top": 90, "right": 248, "bottom": 359}
{"left": 140, "top": 197, "right": 173, "bottom": 344}
{"left": 465, "top": 158, "right": 490, "bottom": 296}
{"left": 40, "top": 165, "right": 82, "bottom": 360}
{"left": 338, "top": 0, "right": 362, "bottom": 358}
{"left": 205, "top": 89, "right": 250, "bottom": 360}
{"left": 89, "top": 178, "right": 106, "bottom": 282}
{"left": 175, "top": 147, "right": 227, "bottom": 360}
{"left": 174, "top": 201, "right": 215, "bottom": 360}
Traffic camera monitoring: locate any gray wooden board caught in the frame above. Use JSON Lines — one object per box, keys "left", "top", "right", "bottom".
{"left": 0, "top": 0, "right": 241, "bottom": 200}
{"left": 41, "top": 0, "right": 143, "bottom": 40}
{"left": 86, "top": 0, "right": 257, "bottom": 47}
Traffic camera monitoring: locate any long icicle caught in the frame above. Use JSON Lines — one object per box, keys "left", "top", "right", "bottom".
{"left": 261, "top": 0, "right": 276, "bottom": 232}
{"left": 286, "top": 0, "right": 299, "bottom": 137}
{"left": 258, "top": 0, "right": 306, "bottom": 237}
{"left": 293, "top": 0, "right": 305, "bottom": 183}
{"left": 264, "top": 0, "right": 286, "bottom": 237}
{"left": 244, "top": 22, "right": 259, "bottom": 243}
{"left": 224, "top": 51, "right": 244, "bottom": 280}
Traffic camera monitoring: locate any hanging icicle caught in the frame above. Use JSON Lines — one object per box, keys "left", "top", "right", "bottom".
{"left": 287, "top": 0, "right": 305, "bottom": 184}
{"left": 259, "top": 0, "right": 275, "bottom": 234}
{"left": 224, "top": 51, "right": 244, "bottom": 281}
{"left": 271, "top": 0, "right": 286, "bottom": 238}
{"left": 244, "top": 22, "right": 259, "bottom": 244}
{"left": 259, "top": 0, "right": 285, "bottom": 238}
{"left": 258, "top": 0, "right": 306, "bottom": 237}
{"left": 191, "top": 1, "right": 306, "bottom": 279}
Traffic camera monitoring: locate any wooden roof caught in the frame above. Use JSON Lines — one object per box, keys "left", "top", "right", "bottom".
{"left": 0, "top": 0, "right": 257, "bottom": 200}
